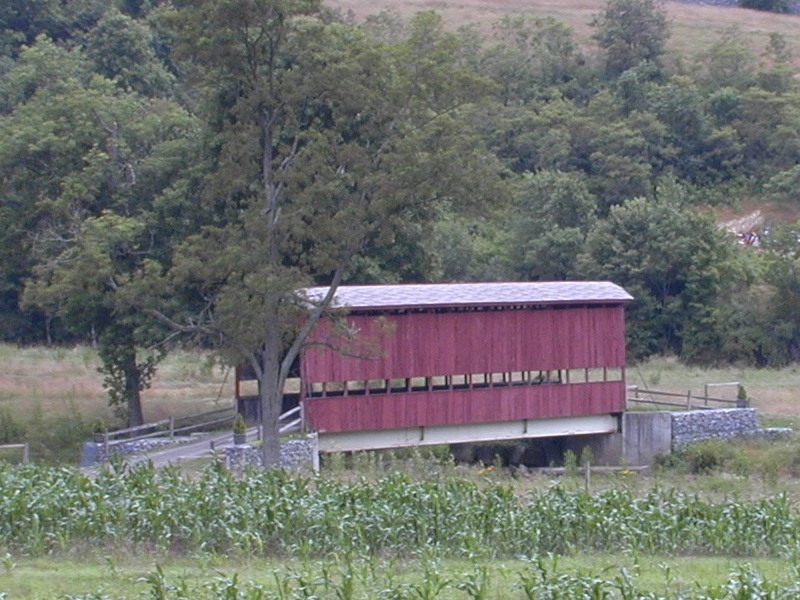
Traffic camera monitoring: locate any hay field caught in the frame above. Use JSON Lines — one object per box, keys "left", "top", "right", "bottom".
{"left": 327, "top": 0, "right": 800, "bottom": 69}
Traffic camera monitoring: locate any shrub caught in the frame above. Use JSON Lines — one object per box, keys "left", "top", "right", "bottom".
{"left": 658, "top": 439, "right": 741, "bottom": 474}
{"left": 738, "top": 0, "right": 791, "bottom": 13}
{"left": 0, "top": 409, "right": 24, "bottom": 444}
{"left": 233, "top": 413, "right": 246, "bottom": 434}
{"left": 686, "top": 440, "right": 740, "bottom": 474}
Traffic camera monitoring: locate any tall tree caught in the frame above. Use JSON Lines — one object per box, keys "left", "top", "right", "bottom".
{"left": 82, "top": 8, "right": 175, "bottom": 96}
{"left": 591, "top": 0, "right": 670, "bottom": 78}
{"left": 578, "top": 185, "right": 732, "bottom": 361}
{"left": 0, "top": 0, "right": 105, "bottom": 58}
{"left": 160, "top": 2, "right": 498, "bottom": 466}
{"left": 508, "top": 170, "right": 596, "bottom": 281}
{"left": 1, "top": 38, "right": 201, "bottom": 425}
{"left": 480, "top": 15, "right": 583, "bottom": 106}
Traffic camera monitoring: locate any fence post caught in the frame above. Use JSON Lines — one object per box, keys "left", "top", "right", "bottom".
{"left": 169, "top": 416, "right": 175, "bottom": 439}
{"left": 22, "top": 442, "right": 29, "bottom": 464}
{"left": 687, "top": 390, "right": 692, "bottom": 410}
{"left": 310, "top": 432, "right": 320, "bottom": 474}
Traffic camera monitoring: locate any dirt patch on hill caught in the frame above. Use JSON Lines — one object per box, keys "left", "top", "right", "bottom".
{"left": 716, "top": 201, "right": 800, "bottom": 235}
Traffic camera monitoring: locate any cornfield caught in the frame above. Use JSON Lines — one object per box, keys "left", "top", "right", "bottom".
{"left": 1, "top": 460, "right": 798, "bottom": 560}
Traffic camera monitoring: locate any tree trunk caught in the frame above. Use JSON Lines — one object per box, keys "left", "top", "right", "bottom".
{"left": 123, "top": 343, "right": 145, "bottom": 428}
{"left": 260, "top": 308, "right": 283, "bottom": 467}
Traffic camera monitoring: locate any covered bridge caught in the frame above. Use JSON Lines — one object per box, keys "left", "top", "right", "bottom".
{"left": 283, "top": 280, "right": 633, "bottom": 453}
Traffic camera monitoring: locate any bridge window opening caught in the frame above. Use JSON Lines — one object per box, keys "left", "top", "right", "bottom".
{"left": 367, "top": 379, "right": 387, "bottom": 394}
{"left": 567, "top": 369, "right": 585, "bottom": 383}
{"left": 470, "top": 373, "right": 488, "bottom": 388}
{"left": 327, "top": 381, "right": 347, "bottom": 397}
{"left": 237, "top": 379, "right": 259, "bottom": 398}
{"left": 305, "top": 366, "right": 625, "bottom": 399}
{"left": 432, "top": 375, "right": 449, "bottom": 391}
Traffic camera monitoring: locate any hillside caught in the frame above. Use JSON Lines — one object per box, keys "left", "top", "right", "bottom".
{"left": 327, "top": 0, "right": 800, "bottom": 69}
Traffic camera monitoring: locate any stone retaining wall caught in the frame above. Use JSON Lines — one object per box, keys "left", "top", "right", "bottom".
{"left": 671, "top": 408, "right": 791, "bottom": 448}
{"left": 222, "top": 437, "right": 316, "bottom": 471}
{"left": 81, "top": 436, "right": 195, "bottom": 466}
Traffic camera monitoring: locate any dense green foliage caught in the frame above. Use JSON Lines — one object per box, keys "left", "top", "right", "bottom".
{"left": 1, "top": 461, "right": 800, "bottom": 558}
{"left": 738, "top": 0, "right": 791, "bottom": 13}
{"left": 3, "top": 0, "right": 800, "bottom": 425}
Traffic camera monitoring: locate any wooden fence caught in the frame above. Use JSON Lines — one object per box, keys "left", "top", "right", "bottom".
{"left": 95, "top": 406, "right": 235, "bottom": 454}
{"left": 626, "top": 383, "right": 748, "bottom": 411}
{"left": 0, "top": 442, "right": 30, "bottom": 464}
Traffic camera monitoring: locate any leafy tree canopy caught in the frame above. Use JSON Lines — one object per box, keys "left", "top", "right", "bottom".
{"left": 591, "top": 0, "right": 670, "bottom": 78}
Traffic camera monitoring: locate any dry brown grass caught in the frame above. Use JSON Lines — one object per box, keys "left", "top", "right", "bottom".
{"left": 2, "top": 345, "right": 799, "bottom": 427}
{"left": 0, "top": 345, "right": 234, "bottom": 425}
{"left": 630, "top": 355, "right": 800, "bottom": 418}
{"left": 327, "top": 0, "right": 800, "bottom": 70}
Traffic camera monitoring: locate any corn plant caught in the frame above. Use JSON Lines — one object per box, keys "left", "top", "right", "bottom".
{"left": 3, "top": 461, "right": 800, "bottom": 561}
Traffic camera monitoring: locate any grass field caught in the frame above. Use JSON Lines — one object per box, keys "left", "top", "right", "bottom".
{"left": 0, "top": 344, "right": 235, "bottom": 426}
{"left": 326, "top": 0, "right": 800, "bottom": 70}
{"left": 1, "top": 554, "right": 797, "bottom": 598}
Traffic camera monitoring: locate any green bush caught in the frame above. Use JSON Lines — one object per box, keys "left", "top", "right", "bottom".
{"left": 25, "top": 402, "right": 94, "bottom": 464}
{"left": 233, "top": 413, "right": 246, "bottom": 434}
{"left": 0, "top": 408, "right": 25, "bottom": 444}
{"left": 658, "top": 439, "right": 741, "bottom": 475}
{"left": 738, "top": 0, "right": 791, "bottom": 12}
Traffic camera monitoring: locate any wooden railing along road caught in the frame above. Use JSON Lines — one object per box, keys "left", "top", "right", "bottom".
{"left": 0, "top": 443, "right": 29, "bottom": 464}
{"left": 95, "top": 406, "right": 236, "bottom": 453}
{"left": 94, "top": 404, "right": 304, "bottom": 455}
{"left": 626, "top": 382, "right": 748, "bottom": 411}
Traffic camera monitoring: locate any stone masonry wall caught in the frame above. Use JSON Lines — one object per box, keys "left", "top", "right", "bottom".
{"left": 671, "top": 408, "right": 790, "bottom": 449}
{"left": 222, "top": 437, "right": 316, "bottom": 471}
{"left": 82, "top": 436, "right": 193, "bottom": 466}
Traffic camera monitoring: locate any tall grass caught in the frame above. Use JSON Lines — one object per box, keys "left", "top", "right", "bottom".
{"left": 2, "top": 461, "right": 800, "bottom": 559}
{"left": 0, "top": 344, "right": 234, "bottom": 463}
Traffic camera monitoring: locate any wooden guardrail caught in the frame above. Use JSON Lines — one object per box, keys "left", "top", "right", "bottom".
{"left": 0, "top": 443, "right": 29, "bottom": 464}
{"left": 278, "top": 405, "right": 302, "bottom": 434}
{"left": 626, "top": 384, "right": 749, "bottom": 411}
{"left": 94, "top": 403, "right": 303, "bottom": 452}
{"left": 95, "top": 406, "right": 236, "bottom": 452}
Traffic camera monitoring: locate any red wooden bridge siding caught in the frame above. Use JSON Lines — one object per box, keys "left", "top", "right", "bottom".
{"left": 300, "top": 282, "right": 630, "bottom": 435}
{"left": 303, "top": 306, "right": 625, "bottom": 382}
{"left": 304, "top": 381, "right": 623, "bottom": 433}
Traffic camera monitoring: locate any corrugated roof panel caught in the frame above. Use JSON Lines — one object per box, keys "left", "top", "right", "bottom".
{"left": 301, "top": 281, "right": 632, "bottom": 310}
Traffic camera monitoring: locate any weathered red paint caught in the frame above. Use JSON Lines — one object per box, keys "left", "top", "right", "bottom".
{"left": 304, "top": 381, "right": 625, "bottom": 433}
{"left": 294, "top": 283, "right": 631, "bottom": 435}
{"left": 302, "top": 306, "right": 625, "bottom": 382}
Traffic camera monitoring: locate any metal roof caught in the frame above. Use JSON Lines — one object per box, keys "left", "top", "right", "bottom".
{"left": 302, "top": 281, "right": 633, "bottom": 311}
